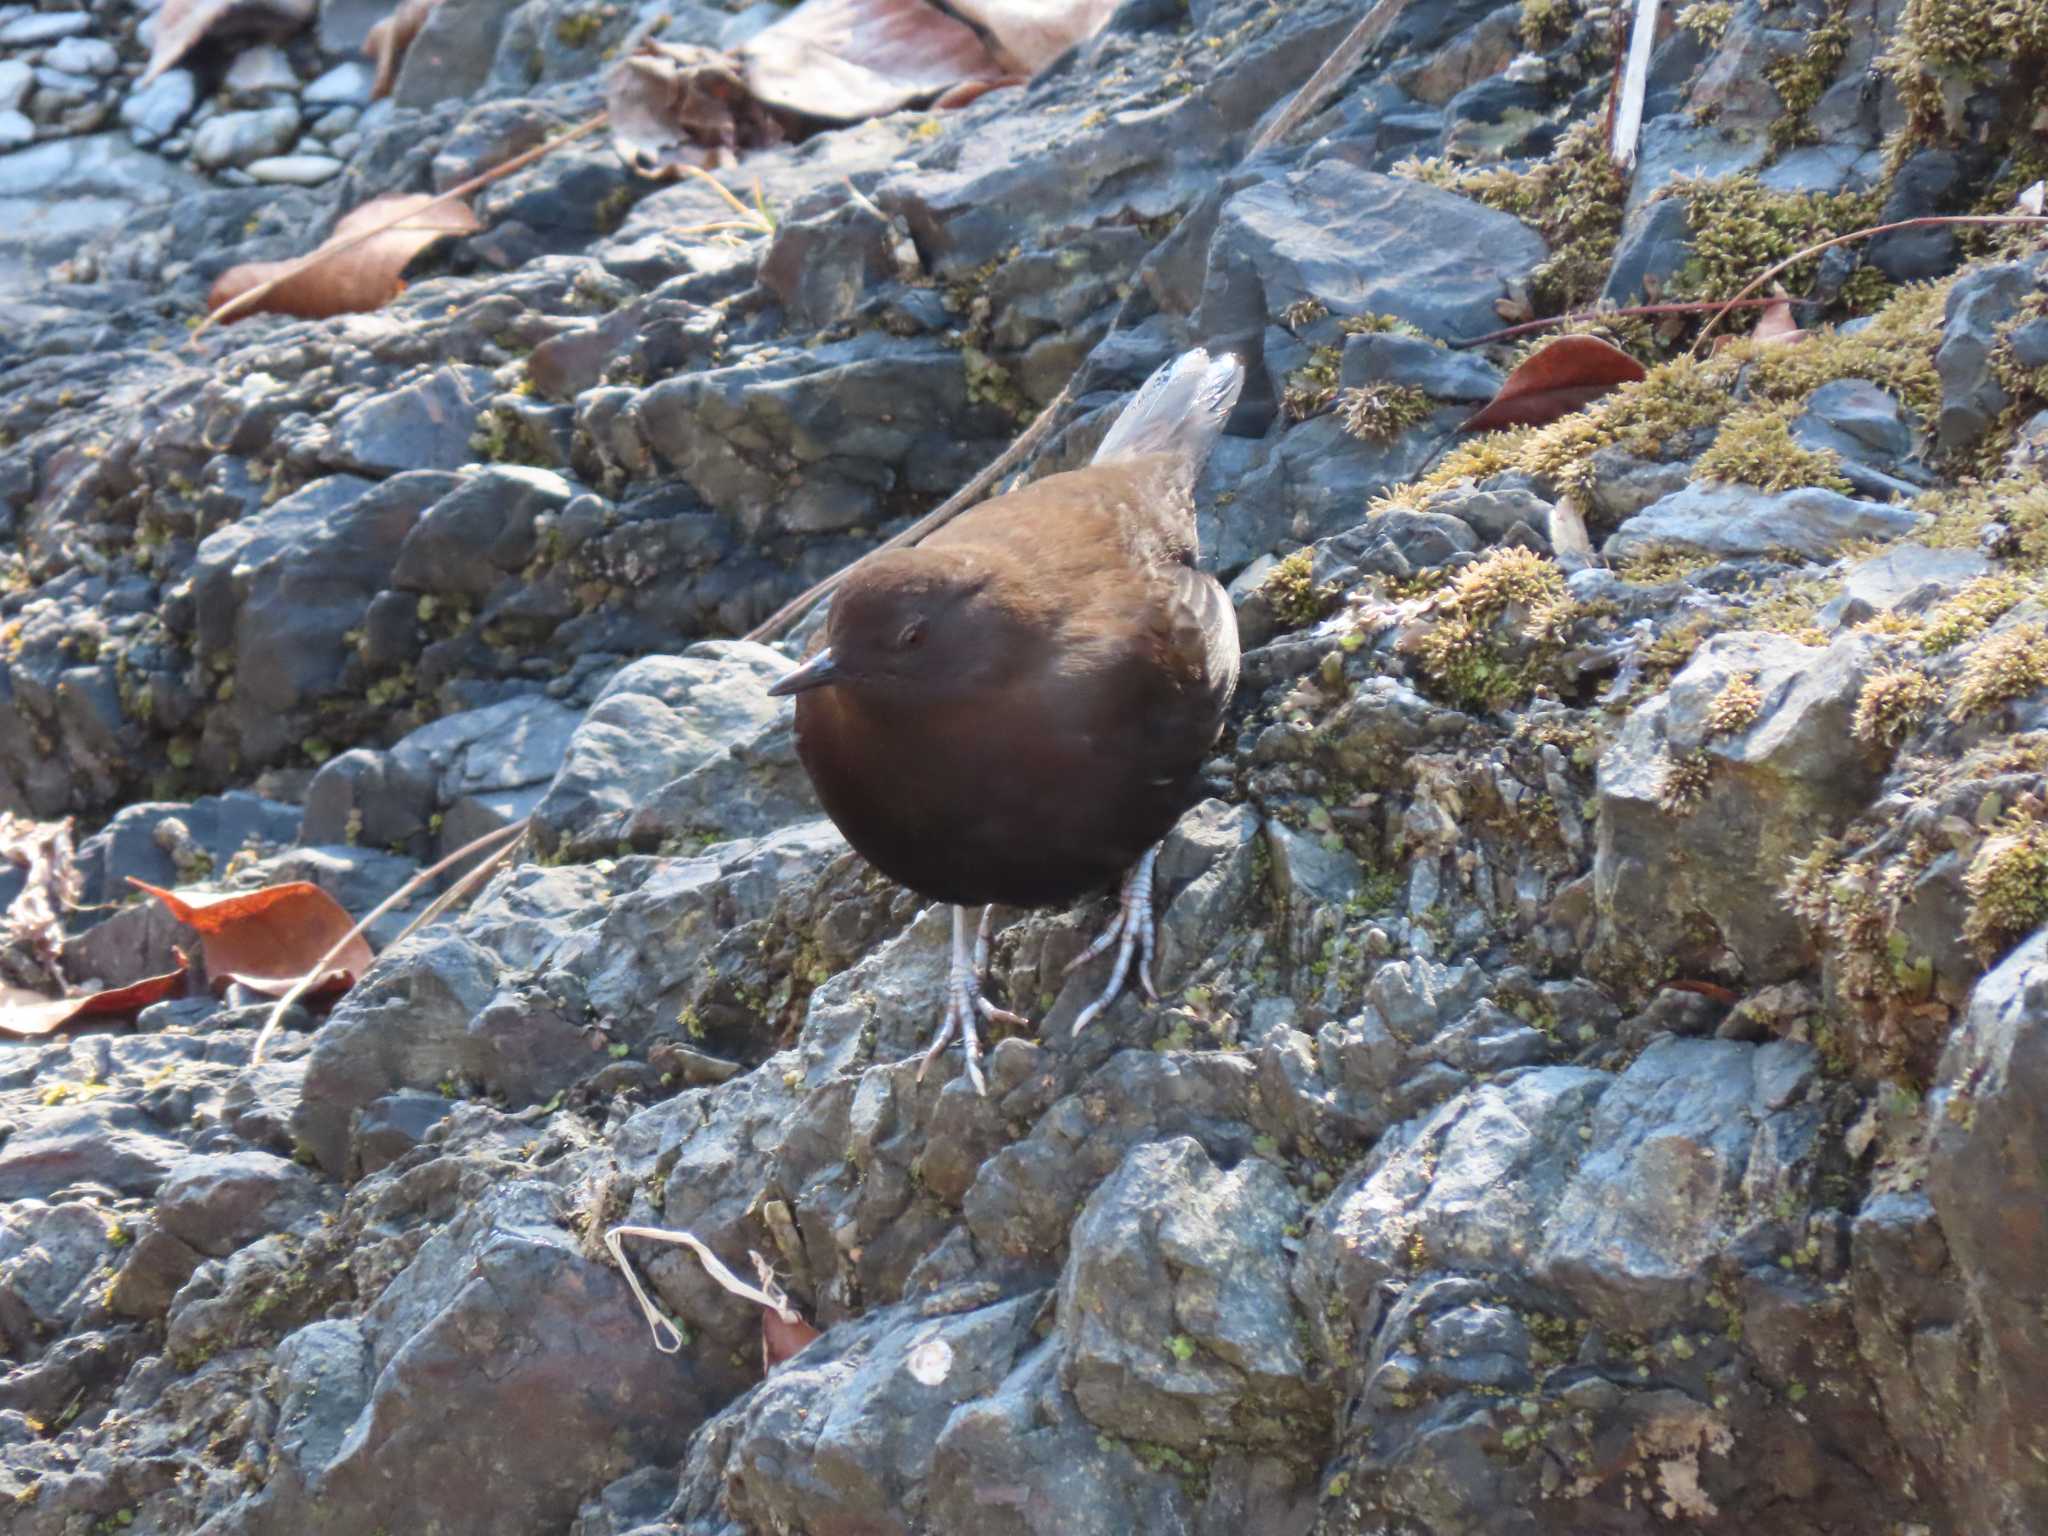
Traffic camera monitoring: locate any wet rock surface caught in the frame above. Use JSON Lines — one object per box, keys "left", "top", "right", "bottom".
{"left": 3, "top": 0, "right": 2048, "bottom": 1533}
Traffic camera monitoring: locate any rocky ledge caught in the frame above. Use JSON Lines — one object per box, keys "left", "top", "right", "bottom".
{"left": 4, "top": 0, "right": 2048, "bottom": 1533}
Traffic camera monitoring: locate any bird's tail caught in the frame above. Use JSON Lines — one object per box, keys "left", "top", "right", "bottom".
{"left": 1091, "top": 348, "right": 1245, "bottom": 484}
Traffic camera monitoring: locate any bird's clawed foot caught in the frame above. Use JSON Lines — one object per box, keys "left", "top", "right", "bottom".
{"left": 919, "top": 904, "right": 1028, "bottom": 1096}
{"left": 1068, "top": 844, "right": 1161, "bottom": 1036}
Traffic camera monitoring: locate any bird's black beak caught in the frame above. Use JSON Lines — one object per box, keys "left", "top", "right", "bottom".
{"left": 767, "top": 648, "right": 842, "bottom": 697}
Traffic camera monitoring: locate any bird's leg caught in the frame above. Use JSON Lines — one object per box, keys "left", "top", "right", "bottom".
{"left": 1067, "top": 844, "right": 1162, "bottom": 1036}
{"left": 919, "top": 905, "right": 1028, "bottom": 1096}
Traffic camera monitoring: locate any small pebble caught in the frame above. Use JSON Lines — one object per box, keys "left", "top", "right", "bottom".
{"left": 0, "top": 58, "right": 29, "bottom": 112}
{"left": 245, "top": 153, "right": 344, "bottom": 186}
{"left": 224, "top": 43, "right": 298, "bottom": 97}
{"left": 0, "top": 12, "right": 90, "bottom": 45}
{"left": 303, "top": 60, "right": 372, "bottom": 105}
{"left": 0, "top": 107, "right": 31, "bottom": 150}
{"left": 42, "top": 34, "right": 118, "bottom": 74}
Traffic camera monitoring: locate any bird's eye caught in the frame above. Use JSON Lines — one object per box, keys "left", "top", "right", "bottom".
{"left": 898, "top": 621, "right": 925, "bottom": 650}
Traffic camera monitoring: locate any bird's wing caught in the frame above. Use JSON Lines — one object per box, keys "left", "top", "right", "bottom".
{"left": 1157, "top": 561, "right": 1240, "bottom": 713}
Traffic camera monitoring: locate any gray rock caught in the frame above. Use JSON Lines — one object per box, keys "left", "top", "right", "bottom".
{"left": 72, "top": 790, "right": 303, "bottom": 906}
{"left": 0, "top": 131, "right": 207, "bottom": 296}
{"left": 1868, "top": 147, "right": 1965, "bottom": 282}
{"left": 245, "top": 154, "right": 344, "bottom": 185}
{"left": 1604, "top": 482, "right": 1927, "bottom": 562}
{"left": 153, "top": 1150, "right": 331, "bottom": 1258}
{"left": 392, "top": 466, "right": 571, "bottom": 596}
{"left": 1603, "top": 193, "right": 1692, "bottom": 305}
{"left": 1059, "top": 1137, "right": 1320, "bottom": 1449}
{"left": 0, "top": 12, "right": 89, "bottom": 43}
{"left": 0, "top": 1103, "right": 190, "bottom": 1200}
{"left": 223, "top": 43, "right": 298, "bottom": 97}
{"left": 1340, "top": 331, "right": 1502, "bottom": 401}
{"left": 352, "top": 1090, "right": 457, "bottom": 1174}
{"left": 118, "top": 68, "right": 196, "bottom": 145}
{"left": 0, "top": 59, "right": 30, "bottom": 112}
{"left": 43, "top": 36, "right": 118, "bottom": 75}
{"left": 0, "top": 1200, "right": 115, "bottom": 1337}
{"left": 531, "top": 643, "right": 797, "bottom": 858}
{"left": 393, "top": 0, "right": 528, "bottom": 109}
{"left": 329, "top": 366, "right": 492, "bottom": 476}
{"left": 0, "top": 109, "right": 30, "bottom": 151}
{"left": 1595, "top": 630, "right": 1886, "bottom": 982}
{"left": 1200, "top": 159, "right": 1548, "bottom": 355}
{"left": 189, "top": 105, "right": 302, "bottom": 170}
{"left": 303, "top": 60, "right": 373, "bottom": 104}
{"left": 1937, "top": 261, "right": 2033, "bottom": 452}
{"left": 1796, "top": 378, "right": 1917, "bottom": 462}
{"left": 1926, "top": 931, "right": 2048, "bottom": 1534}
{"left": 1820, "top": 542, "right": 1991, "bottom": 629}
{"left": 317, "top": 0, "right": 387, "bottom": 51}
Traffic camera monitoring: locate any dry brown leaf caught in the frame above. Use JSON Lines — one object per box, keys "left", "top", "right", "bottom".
{"left": 365, "top": 0, "right": 445, "bottom": 100}
{"left": 0, "top": 962, "right": 191, "bottom": 1039}
{"left": 205, "top": 193, "right": 482, "bottom": 323}
{"left": 1662, "top": 978, "right": 1741, "bottom": 1006}
{"left": 946, "top": 0, "right": 1118, "bottom": 73}
{"left": 1461, "top": 334, "right": 1648, "bottom": 432}
{"left": 605, "top": 40, "right": 788, "bottom": 177}
{"left": 1749, "top": 290, "right": 1808, "bottom": 347}
{"left": 761, "top": 1307, "right": 823, "bottom": 1369}
{"left": 130, "top": 878, "right": 373, "bottom": 997}
{"left": 1, "top": 813, "right": 78, "bottom": 991}
{"left": 140, "top": 0, "right": 314, "bottom": 87}
{"left": 738, "top": 0, "right": 1007, "bottom": 122}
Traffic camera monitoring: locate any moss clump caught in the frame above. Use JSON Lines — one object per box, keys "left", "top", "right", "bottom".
{"left": 1655, "top": 751, "right": 1715, "bottom": 814}
{"left": 1705, "top": 673, "right": 1764, "bottom": 736}
{"left": 1280, "top": 296, "right": 1329, "bottom": 330}
{"left": 1663, "top": 176, "right": 1883, "bottom": 319}
{"left": 1921, "top": 574, "right": 2030, "bottom": 651}
{"left": 555, "top": 10, "right": 604, "bottom": 47}
{"left": 1764, "top": 0, "right": 1852, "bottom": 151}
{"left": 1282, "top": 346, "right": 1344, "bottom": 421}
{"left": 1396, "top": 118, "right": 1626, "bottom": 312}
{"left": 1950, "top": 621, "right": 2048, "bottom": 719}
{"left": 1853, "top": 666, "right": 1940, "bottom": 746}
{"left": 1413, "top": 547, "right": 1569, "bottom": 710}
{"left": 1963, "top": 808, "right": 2048, "bottom": 955}
{"left": 1338, "top": 383, "right": 1434, "bottom": 443}
{"left": 1879, "top": 0, "right": 2048, "bottom": 139}
{"left": 1676, "top": 0, "right": 1731, "bottom": 43}
{"left": 1518, "top": 0, "right": 1574, "bottom": 50}
{"left": 1919, "top": 472, "right": 2048, "bottom": 566}
{"left": 1262, "top": 548, "right": 1337, "bottom": 629}
{"left": 1691, "top": 404, "right": 1852, "bottom": 493}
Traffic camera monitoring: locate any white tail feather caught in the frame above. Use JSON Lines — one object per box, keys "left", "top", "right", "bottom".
{"left": 1091, "top": 348, "right": 1245, "bottom": 481}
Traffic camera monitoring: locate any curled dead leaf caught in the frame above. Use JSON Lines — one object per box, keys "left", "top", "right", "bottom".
{"left": 1460, "top": 333, "right": 1648, "bottom": 432}
{"left": 947, "top": 0, "right": 1118, "bottom": 73}
{"left": 1662, "top": 979, "right": 1741, "bottom": 1007}
{"left": 129, "top": 878, "right": 373, "bottom": 997}
{"left": 0, "top": 962, "right": 190, "bottom": 1039}
{"left": 738, "top": 0, "right": 1007, "bottom": 122}
{"left": 140, "top": 0, "right": 314, "bottom": 88}
{"left": 605, "top": 41, "right": 788, "bottom": 178}
{"left": 365, "top": 0, "right": 445, "bottom": 100}
{"left": 205, "top": 193, "right": 482, "bottom": 323}
{"left": 762, "top": 1308, "right": 823, "bottom": 1369}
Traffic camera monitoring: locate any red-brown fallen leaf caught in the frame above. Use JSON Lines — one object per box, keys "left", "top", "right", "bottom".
{"left": 1662, "top": 978, "right": 1741, "bottom": 1006}
{"left": 931, "top": 74, "right": 1027, "bottom": 110}
{"left": 129, "top": 879, "right": 373, "bottom": 998}
{"left": 762, "top": 1306, "right": 822, "bottom": 1370}
{"left": 0, "top": 963, "right": 190, "bottom": 1039}
{"left": 365, "top": 0, "right": 445, "bottom": 101}
{"left": 205, "top": 193, "right": 482, "bottom": 323}
{"left": 737, "top": 0, "right": 1008, "bottom": 122}
{"left": 1460, "top": 333, "right": 1649, "bottom": 432}
{"left": 947, "top": 0, "right": 1118, "bottom": 73}
{"left": 140, "top": 0, "right": 314, "bottom": 88}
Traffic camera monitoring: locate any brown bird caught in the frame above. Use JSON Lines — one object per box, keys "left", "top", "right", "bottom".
{"left": 769, "top": 349, "right": 1245, "bottom": 1092}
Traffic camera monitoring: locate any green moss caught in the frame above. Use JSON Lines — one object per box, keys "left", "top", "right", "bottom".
{"left": 1263, "top": 548, "right": 1337, "bottom": 629}
{"left": 1880, "top": 0, "right": 2048, "bottom": 139}
{"left": 554, "top": 10, "right": 604, "bottom": 47}
{"left": 1279, "top": 296, "right": 1328, "bottom": 330}
{"left": 1281, "top": 345, "right": 1344, "bottom": 421}
{"left": 1655, "top": 751, "right": 1715, "bottom": 814}
{"left": 1963, "top": 809, "right": 2048, "bottom": 955}
{"left": 1853, "top": 665, "right": 1940, "bottom": 747}
{"left": 1337, "top": 383, "right": 1434, "bottom": 443}
{"left": 1518, "top": 0, "right": 1574, "bottom": 50}
{"left": 1705, "top": 673, "right": 1763, "bottom": 736}
{"left": 1763, "top": 0, "right": 1852, "bottom": 151}
{"left": 1692, "top": 403, "right": 1852, "bottom": 493}
{"left": 1397, "top": 118, "right": 1626, "bottom": 311}
{"left": 1414, "top": 547, "right": 1569, "bottom": 710}
{"left": 1663, "top": 175, "right": 1883, "bottom": 317}
{"left": 1676, "top": 0, "right": 1732, "bottom": 43}
{"left": 1950, "top": 621, "right": 2048, "bottom": 719}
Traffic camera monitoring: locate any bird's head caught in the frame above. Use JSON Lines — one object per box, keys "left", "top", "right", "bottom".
{"left": 767, "top": 549, "right": 1007, "bottom": 701}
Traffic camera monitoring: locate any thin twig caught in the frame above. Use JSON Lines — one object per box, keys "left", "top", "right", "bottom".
{"left": 743, "top": 381, "right": 1075, "bottom": 642}
{"left": 248, "top": 818, "right": 528, "bottom": 1066}
{"left": 674, "top": 162, "right": 771, "bottom": 228}
{"left": 1691, "top": 213, "right": 2048, "bottom": 356}
{"left": 194, "top": 111, "right": 611, "bottom": 338}
{"left": 1248, "top": 0, "right": 1414, "bottom": 155}
{"left": 1451, "top": 296, "right": 1818, "bottom": 348}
